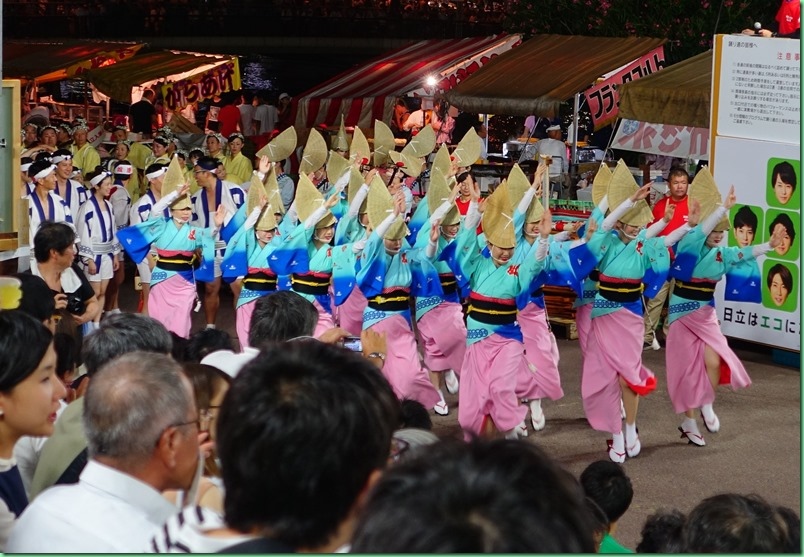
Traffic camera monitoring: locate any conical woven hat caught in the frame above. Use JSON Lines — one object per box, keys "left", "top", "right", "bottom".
{"left": 265, "top": 167, "right": 285, "bottom": 215}
{"left": 689, "top": 166, "right": 729, "bottom": 230}
{"left": 404, "top": 125, "right": 435, "bottom": 158}
{"left": 333, "top": 116, "right": 349, "bottom": 152}
{"left": 296, "top": 173, "right": 335, "bottom": 229}
{"left": 349, "top": 126, "right": 371, "bottom": 165}
{"left": 300, "top": 129, "right": 328, "bottom": 175}
{"left": 505, "top": 163, "right": 531, "bottom": 210}
{"left": 482, "top": 181, "right": 516, "bottom": 249}
{"left": 163, "top": 156, "right": 191, "bottom": 210}
{"left": 255, "top": 126, "right": 297, "bottom": 162}
{"left": 373, "top": 120, "right": 395, "bottom": 167}
{"left": 347, "top": 167, "right": 367, "bottom": 212}
{"left": 592, "top": 163, "right": 613, "bottom": 207}
{"left": 525, "top": 195, "right": 545, "bottom": 223}
{"left": 608, "top": 160, "right": 652, "bottom": 227}
{"left": 452, "top": 127, "right": 482, "bottom": 167}
{"left": 428, "top": 169, "right": 461, "bottom": 226}
{"left": 326, "top": 150, "right": 351, "bottom": 185}
{"left": 389, "top": 150, "right": 424, "bottom": 178}
{"left": 430, "top": 144, "right": 452, "bottom": 182}
{"left": 367, "top": 174, "right": 406, "bottom": 240}
{"left": 247, "top": 177, "right": 277, "bottom": 231}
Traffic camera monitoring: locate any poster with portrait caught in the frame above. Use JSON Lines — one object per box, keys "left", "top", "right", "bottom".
{"left": 711, "top": 136, "right": 800, "bottom": 351}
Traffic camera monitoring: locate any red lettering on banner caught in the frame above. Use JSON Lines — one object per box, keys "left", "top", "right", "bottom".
{"left": 657, "top": 125, "right": 683, "bottom": 153}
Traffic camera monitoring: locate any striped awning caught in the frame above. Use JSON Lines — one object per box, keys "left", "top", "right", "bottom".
{"left": 293, "top": 34, "right": 520, "bottom": 130}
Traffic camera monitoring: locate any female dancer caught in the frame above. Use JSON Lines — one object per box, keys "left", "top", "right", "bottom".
{"left": 668, "top": 174, "right": 783, "bottom": 446}
{"left": 223, "top": 133, "right": 252, "bottom": 185}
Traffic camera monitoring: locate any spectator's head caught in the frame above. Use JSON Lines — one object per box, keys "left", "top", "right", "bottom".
{"left": 584, "top": 497, "right": 611, "bottom": 552}
{"left": 83, "top": 352, "right": 199, "bottom": 492}
{"left": 183, "top": 328, "right": 235, "bottom": 363}
{"left": 13, "top": 273, "right": 56, "bottom": 329}
{"left": 40, "top": 125, "right": 58, "bottom": 147}
{"left": 388, "top": 428, "right": 439, "bottom": 465}
{"left": 732, "top": 205, "right": 758, "bottom": 248}
{"left": 82, "top": 313, "right": 172, "bottom": 377}
{"left": 23, "top": 123, "right": 39, "bottom": 146}
{"left": 667, "top": 166, "right": 690, "bottom": 201}
{"left": 217, "top": 340, "right": 399, "bottom": 551}
{"left": 205, "top": 135, "right": 223, "bottom": 157}
{"left": 248, "top": 291, "right": 318, "bottom": 348}
{"left": 769, "top": 212, "right": 796, "bottom": 256}
{"left": 399, "top": 398, "right": 432, "bottom": 430}
{"left": 152, "top": 135, "right": 169, "bottom": 158}
{"left": 636, "top": 509, "right": 686, "bottom": 553}
{"left": 33, "top": 221, "right": 76, "bottom": 266}
{"left": 351, "top": 439, "right": 595, "bottom": 552}
{"left": 682, "top": 493, "right": 789, "bottom": 552}
{"left": 180, "top": 362, "right": 232, "bottom": 476}
{"left": 580, "top": 460, "right": 634, "bottom": 526}
{"left": 775, "top": 505, "right": 801, "bottom": 553}
{"left": 53, "top": 332, "right": 79, "bottom": 387}
{"left": 771, "top": 161, "right": 796, "bottom": 205}
{"left": 145, "top": 162, "right": 168, "bottom": 191}
{"left": 142, "top": 89, "right": 156, "bottom": 101}
{"left": 767, "top": 263, "right": 793, "bottom": 307}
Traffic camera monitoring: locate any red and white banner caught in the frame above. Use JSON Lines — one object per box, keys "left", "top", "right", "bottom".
{"left": 585, "top": 46, "right": 666, "bottom": 129}
{"left": 612, "top": 119, "right": 709, "bottom": 159}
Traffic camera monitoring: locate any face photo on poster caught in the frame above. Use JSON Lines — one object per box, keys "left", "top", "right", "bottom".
{"left": 764, "top": 209, "right": 798, "bottom": 261}
{"left": 729, "top": 204, "right": 763, "bottom": 248}
{"left": 766, "top": 158, "right": 800, "bottom": 209}
{"left": 762, "top": 259, "right": 797, "bottom": 313}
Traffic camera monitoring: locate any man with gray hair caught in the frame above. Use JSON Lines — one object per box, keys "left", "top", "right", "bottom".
{"left": 29, "top": 313, "right": 173, "bottom": 498}
{"left": 8, "top": 352, "right": 200, "bottom": 552}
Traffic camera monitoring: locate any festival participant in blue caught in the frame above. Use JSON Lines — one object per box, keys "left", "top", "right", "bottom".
{"left": 452, "top": 181, "right": 552, "bottom": 439}
{"left": 223, "top": 175, "right": 284, "bottom": 348}
{"left": 667, "top": 169, "right": 783, "bottom": 447}
{"left": 580, "top": 160, "right": 696, "bottom": 464}
{"left": 25, "top": 160, "right": 74, "bottom": 273}
{"left": 270, "top": 174, "right": 343, "bottom": 337}
{"left": 76, "top": 168, "right": 122, "bottom": 332}
{"left": 191, "top": 156, "right": 246, "bottom": 330}
{"left": 119, "top": 157, "right": 221, "bottom": 338}
{"left": 356, "top": 179, "right": 443, "bottom": 413}
{"left": 321, "top": 151, "right": 354, "bottom": 221}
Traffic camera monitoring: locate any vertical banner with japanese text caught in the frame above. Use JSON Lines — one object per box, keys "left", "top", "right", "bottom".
{"left": 711, "top": 35, "right": 800, "bottom": 351}
{"left": 584, "top": 46, "right": 666, "bottom": 130}
{"left": 161, "top": 58, "right": 241, "bottom": 112}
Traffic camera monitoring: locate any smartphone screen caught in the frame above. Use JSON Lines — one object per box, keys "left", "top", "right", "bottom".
{"left": 342, "top": 337, "right": 363, "bottom": 352}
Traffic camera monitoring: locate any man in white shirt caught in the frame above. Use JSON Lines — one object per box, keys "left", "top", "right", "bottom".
{"left": 8, "top": 352, "right": 200, "bottom": 553}
{"left": 535, "top": 124, "right": 569, "bottom": 196}
{"left": 252, "top": 93, "right": 278, "bottom": 135}
{"left": 238, "top": 92, "right": 256, "bottom": 136}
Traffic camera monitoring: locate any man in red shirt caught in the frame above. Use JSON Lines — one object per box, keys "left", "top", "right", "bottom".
{"left": 644, "top": 167, "right": 690, "bottom": 349}
{"left": 217, "top": 92, "right": 242, "bottom": 138}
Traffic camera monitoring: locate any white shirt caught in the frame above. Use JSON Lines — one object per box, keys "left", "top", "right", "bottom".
{"left": 534, "top": 138, "right": 568, "bottom": 176}
{"left": 7, "top": 460, "right": 178, "bottom": 553}
{"left": 253, "top": 104, "right": 277, "bottom": 135}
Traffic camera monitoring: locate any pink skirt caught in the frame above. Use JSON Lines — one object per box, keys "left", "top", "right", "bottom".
{"left": 575, "top": 303, "right": 593, "bottom": 356}
{"left": 518, "top": 303, "right": 563, "bottom": 401}
{"left": 312, "top": 298, "right": 337, "bottom": 338}
{"left": 666, "top": 305, "right": 751, "bottom": 413}
{"left": 336, "top": 287, "right": 367, "bottom": 337}
{"left": 416, "top": 302, "right": 467, "bottom": 373}
{"left": 235, "top": 299, "right": 257, "bottom": 349}
{"left": 582, "top": 309, "right": 656, "bottom": 434}
{"left": 458, "top": 333, "right": 528, "bottom": 436}
{"left": 149, "top": 274, "right": 195, "bottom": 338}
{"left": 370, "top": 314, "right": 441, "bottom": 409}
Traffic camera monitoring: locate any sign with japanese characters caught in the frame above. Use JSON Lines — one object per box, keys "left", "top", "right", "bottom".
{"left": 161, "top": 58, "right": 241, "bottom": 112}
{"left": 612, "top": 119, "right": 709, "bottom": 159}
{"left": 712, "top": 35, "right": 800, "bottom": 145}
{"left": 585, "top": 46, "right": 666, "bottom": 129}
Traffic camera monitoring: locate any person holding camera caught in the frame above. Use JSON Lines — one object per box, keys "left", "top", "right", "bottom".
{"left": 31, "top": 221, "right": 99, "bottom": 330}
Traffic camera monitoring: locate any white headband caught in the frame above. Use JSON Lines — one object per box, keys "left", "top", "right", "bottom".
{"left": 146, "top": 166, "right": 168, "bottom": 181}
{"left": 114, "top": 164, "right": 134, "bottom": 176}
{"left": 34, "top": 165, "right": 56, "bottom": 180}
{"left": 51, "top": 153, "right": 72, "bottom": 164}
{"left": 21, "top": 162, "right": 32, "bottom": 172}
{"left": 90, "top": 171, "right": 112, "bottom": 187}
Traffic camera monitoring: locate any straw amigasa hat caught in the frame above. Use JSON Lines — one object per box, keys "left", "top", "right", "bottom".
{"left": 482, "top": 181, "right": 517, "bottom": 249}
{"left": 451, "top": 127, "right": 482, "bottom": 168}
{"left": 246, "top": 176, "right": 278, "bottom": 231}
{"left": 299, "top": 128, "right": 329, "bottom": 175}
{"left": 264, "top": 166, "right": 286, "bottom": 215}
{"left": 428, "top": 168, "right": 461, "bottom": 226}
{"left": 389, "top": 150, "right": 424, "bottom": 179}
{"left": 332, "top": 115, "right": 350, "bottom": 153}
{"left": 405, "top": 124, "right": 436, "bottom": 158}
{"left": 367, "top": 173, "right": 407, "bottom": 240}
{"left": 506, "top": 163, "right": 544, "bottom": 224}
{"left": 162, "top": 156, "right": 192, "bottom": 210}
{"left": 607, "top": 160, "right": 652, "bottom": 227}
{"left": 255, "top": 126, "right": 297, "bottom": 162}
{"left": 373, "top": 119, "right": 395, "bottom": 168}
{"left": 688, "top": 165, "right": 729, "bottom": 231}
{"left": 592, "top": 163, "right": 613, "bottom": 207}
{"left": 349, "top": 126, "right": 371, "bottom": 166}
{"left": 296, "top": 173, "right": 336, "bottom": 228}
{"left": 430, "top": 144, "right": 452, "bottom": 183}
{"left": 347, "top": 166, "right": 368, "bottom": 214}
{"left": 326, "top": 150, "right": 351, "bottom": 185}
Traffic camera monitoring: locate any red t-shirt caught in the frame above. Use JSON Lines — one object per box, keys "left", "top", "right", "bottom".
{"left": 777, "top": 0, "right": 800, "bottom": 36}
{"left": 650, "top": 196, "right": 689, "bottom": 236}
{"left": 218, "top": 105, "right": 241, "bottom": 138}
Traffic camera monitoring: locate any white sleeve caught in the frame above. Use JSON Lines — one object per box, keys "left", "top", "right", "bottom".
{"left": 534, "top": 237, "right": 550, "bottom": 261}
{"left": 663, "top": 224, "right": 692, "bottom": 247}
{"left": 331, "top": 170, "right": 350, "bottom": 195}
{"left": 463, "top": 201, "right": 481, "bottom": 230}
{"left": 151, "top": 190, "right": 179, "bottom": 216}
{"left": 517, "top": 187, "right": 536, "bottom": 215}
{"left": 425, "top": 239, "right": 437, "bottom": 258}
{"left": 430, "top": 198, "right": 454, "bottom": 223}
{"left": 752, "top": 242, "right": 774, "bottom": 258}
{"left": 701, "top": 206, "right": 728, "bottom": 236}
{"left": 348, "top": 184, "right": 370, "bottom": 218}
{"left": 598, "top": 195, "right": 609, "bottom": 214}
{"left": 373, "top": 213, "right": 398, "bottom": 239}
{"left": 601, "top": 197, "right": 635, "bottom": 231}
{"left": 552, "top": 231, "right": 570, "bottom": 242}
{"left": 244, "top": 206, "right": 261, "bottom": 230}
{"left": 303, "top": 205, "right": 329, "bottom": 230}
{"left": 645, "top": 218, "right": 668, "bottom": 238}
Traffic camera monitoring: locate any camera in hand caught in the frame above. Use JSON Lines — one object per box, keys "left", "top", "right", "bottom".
{"left": 342, "top": 336, "right": 363, "bottom": 352}
{"left": 65, "top": 293, "right": 85, "bottom": 315}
